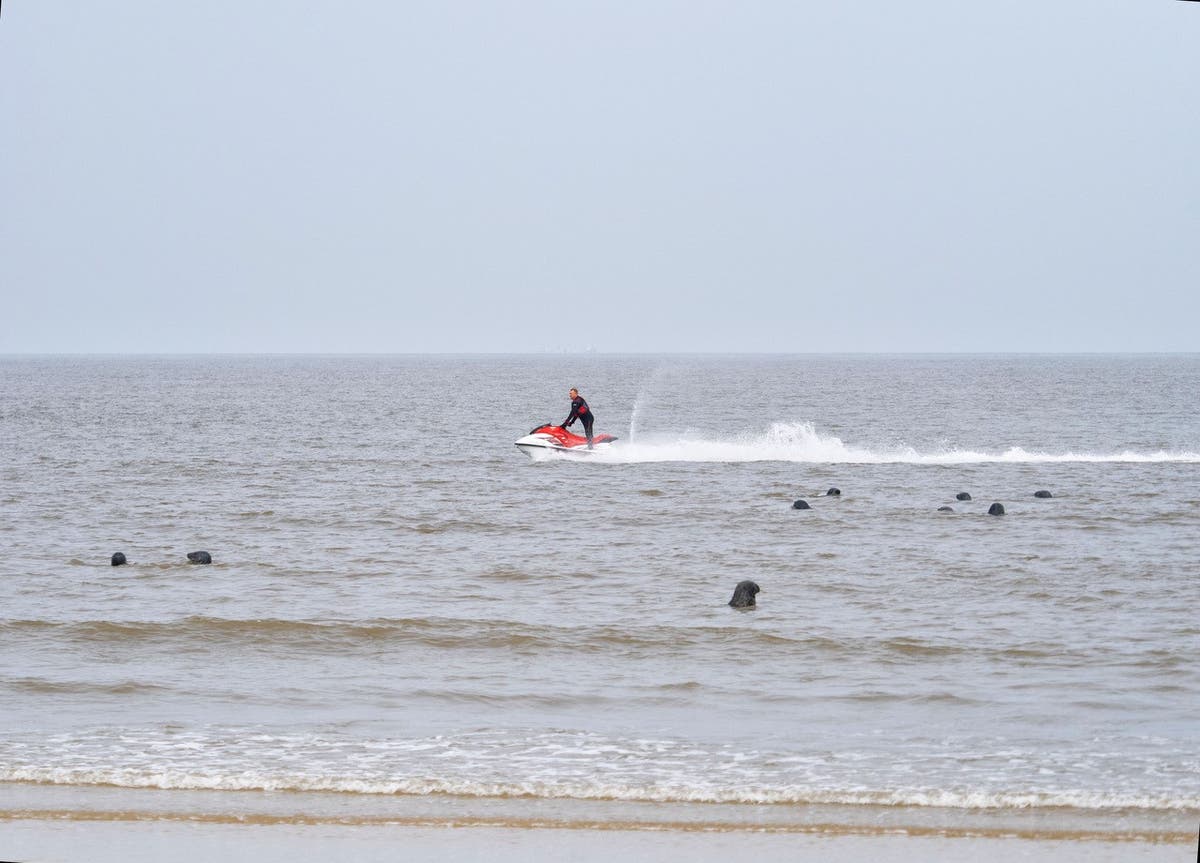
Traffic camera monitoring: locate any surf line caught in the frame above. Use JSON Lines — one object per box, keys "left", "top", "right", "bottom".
{"left": 0, "top": 809, "right": 1192, "bottom": 842}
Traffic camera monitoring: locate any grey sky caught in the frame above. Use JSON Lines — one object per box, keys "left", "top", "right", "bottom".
{"left": 2, "top": 1, "right": 1197, "bottom": 353}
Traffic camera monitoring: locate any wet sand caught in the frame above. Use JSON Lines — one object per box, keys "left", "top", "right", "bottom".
{"left": 2, "top": 781, "right": 1194, "bottom": 862}
{"left": 2, "top": 818, "right": 1190, "bottom": 863}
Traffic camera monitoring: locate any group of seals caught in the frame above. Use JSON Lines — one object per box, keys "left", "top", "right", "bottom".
{"left": 754, "top": 486, "right": 1060, "bottom": 608}
{"left": 941, "top": 490, "right": 1055, "bottom": 515}
{"left": 763, "top": 485, "right": 1062, "bottom": 606}
{"left": 792, "top": 488, "right": 840, "bottom": 509}
{"left": 110, "top": 551, "right": 212, "bottom": 566}
{"left": 790, "top": 488, "right": 1054, "bottom": 515}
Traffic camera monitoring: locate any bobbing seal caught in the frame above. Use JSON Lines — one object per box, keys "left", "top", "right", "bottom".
{"left": 729, "top": 580, "right": 760, "bottom": 608}
{"left": 187, "top": 551, "right": 213, "bottom": 564}
{"left": 987, "top": 503, "right": 1006, "bottom": 516}
{"left": 825, "top": 488, "right": 841, "bottom": 497}
{"left": 111, "top": 552, "right": 127, "bottom": 566}
{"left": 1033, "top": 490, "right": 1053, "bottom": 498}
{"left": 791, "top": 499, "right": 811, "bottom": 510}
{"left": 937, "top": 506, "right": 954, "bottom": 512}
{"left": 956, "top": 492, "right": 972, "bottom": 501}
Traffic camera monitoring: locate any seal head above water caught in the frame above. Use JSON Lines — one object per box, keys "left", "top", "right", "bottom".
{"left": 729, "top": 580, "right": 761, "bottom": 608}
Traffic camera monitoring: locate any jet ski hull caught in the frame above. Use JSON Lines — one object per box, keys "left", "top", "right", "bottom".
{"left": 515, "top": 424, "right": 618, "bottom": 458}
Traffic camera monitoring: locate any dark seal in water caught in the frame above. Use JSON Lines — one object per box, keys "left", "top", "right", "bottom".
{"left": 187, "top": 551, "right": 213, "bottom": 564}
{"left": 729, "top": 580, "right": 760, "bottom": 608}
{"left": 825, "top": 488, "right": 841, "bottom": 497}
{"left": 111, "top": 552, "right": 127, "bottom": 566}
{"left": 956, "top": 492, "right": 972, "bottom": 501}
{"left": 988, "top": 503, "right": 1006, "bottom": 516}
{"left": 1033, "top": 490, "right": 1053, "bottom": 498}
{"left": 791, "top": 499, "right": 811, "bottom": 510}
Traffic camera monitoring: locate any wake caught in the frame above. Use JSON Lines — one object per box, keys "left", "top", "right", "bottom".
{"left": 588, "top": 422, "right": 1200, "bottom": 465}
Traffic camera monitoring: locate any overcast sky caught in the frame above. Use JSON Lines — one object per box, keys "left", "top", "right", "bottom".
{"left": 1, "top": 1, "right": 1197, "bottom": 353}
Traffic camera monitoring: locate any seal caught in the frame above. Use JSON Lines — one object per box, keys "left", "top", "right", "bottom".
{"left": 729, "top": 580, "right": 760, "bottom": 608}
{"left": 1033, "top": 490, "right": 1053, "bottom": 498}
{"left": 825, "top": 488, "right": 841, "bottom": 497}
{"left": 111, "top": 552, "right": 127, "bottom": 566}
{"left": 987, "top": 503, "right": 1006, "bottom": 516}
{"left": 956, "top": 492, "right": 972, "bottom": 501}
{"left": 791, "top": 499, "right": 811, "bottom": 510}
{"left": 937, "top": 506, "right": 954, "bottom": 512}
{"left": 187, "top": 551, "right": 213, "bottom": 564}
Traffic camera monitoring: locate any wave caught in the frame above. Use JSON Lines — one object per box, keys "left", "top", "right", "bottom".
{"left": 0, "top": 617, "right": 841, "bottom": 657}
{"left": 3, "top": 728, "right": 1198, "bottom": 813}
{"left": 576, "top": 422, "right": 1200, "bottom": 465}
{"left": 1, "top": 677, "right": 172, "bottom": 697}
{"left": 3, "top": 765, "right": 1197, "bottom": 813}
{"left": 0, "top": 618, "right": 1171, "bottom": 671}
{"left": 0, "top": 617, "right": 998, "bottom": 659}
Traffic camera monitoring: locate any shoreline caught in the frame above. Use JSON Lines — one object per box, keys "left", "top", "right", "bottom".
{"left": 2, "top": 809, "right": 1194, "bottom": 844}
{"left": 2, "top": 819, "right": 1191, "bottom": 863}
{"left": 1, "top": 783, "right": 1194, "bottom": 845}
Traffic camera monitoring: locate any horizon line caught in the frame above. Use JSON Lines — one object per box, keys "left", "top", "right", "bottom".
{"left": 2, "top": 350, "right": 1197, "bottom": 358}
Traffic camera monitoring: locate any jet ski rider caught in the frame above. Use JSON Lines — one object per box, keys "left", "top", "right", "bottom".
{"left": 560, "top": 388, "right": 595, "bottom": 448}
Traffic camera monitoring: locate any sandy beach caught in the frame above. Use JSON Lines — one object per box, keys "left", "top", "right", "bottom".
{"left": 2, "top": 782, "right": 1194, "bottom": 863}
{"left": 2, "top": 816, "right": 1192, "bottom": 863}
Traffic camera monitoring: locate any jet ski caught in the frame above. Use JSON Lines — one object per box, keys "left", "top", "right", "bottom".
{"left": 514, "top": 423, "right": 618, "bottom": 458}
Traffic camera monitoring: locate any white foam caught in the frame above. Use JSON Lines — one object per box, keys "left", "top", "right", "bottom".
{"left": 581, "top": 422, "right": 1200, "bottom": 465}
{"left": 4, "top": 765, "right": 1199, "bottom": 811}
{"left": 4, "top": 728, "right": 1199, "bottom": 812}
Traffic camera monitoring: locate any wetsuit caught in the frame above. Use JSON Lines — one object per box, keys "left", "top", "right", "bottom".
{"left": 562, "top": 395, "right": 594, "bottom": 445}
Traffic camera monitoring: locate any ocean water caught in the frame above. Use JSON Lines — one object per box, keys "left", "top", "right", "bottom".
{"left": 1, "top": 354, "right": 1197, "bottom": 840}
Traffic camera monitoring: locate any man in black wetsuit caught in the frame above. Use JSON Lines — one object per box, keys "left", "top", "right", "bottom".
{"left": 560, "top": 388, "right": 595, "bottom": 448}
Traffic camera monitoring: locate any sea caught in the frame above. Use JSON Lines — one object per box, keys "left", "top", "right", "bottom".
{"left": 1, "top": 354, "right": 1197, "bottom": 843}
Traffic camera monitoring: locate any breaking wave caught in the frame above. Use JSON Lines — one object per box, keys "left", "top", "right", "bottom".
{"left": 3, "top": 725, "right": 1198, "bottom": 812}
{"left": 6, "top": 764, "right": 1197, "bottom": 812}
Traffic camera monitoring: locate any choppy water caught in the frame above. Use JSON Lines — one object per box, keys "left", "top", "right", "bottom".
{"left": 1, "top": 355, "right": 1198, "bottom": 838}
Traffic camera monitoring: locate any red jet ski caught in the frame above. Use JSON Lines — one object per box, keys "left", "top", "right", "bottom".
{"left": 514, "top": 423, "right": 618, "bottom": 458}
